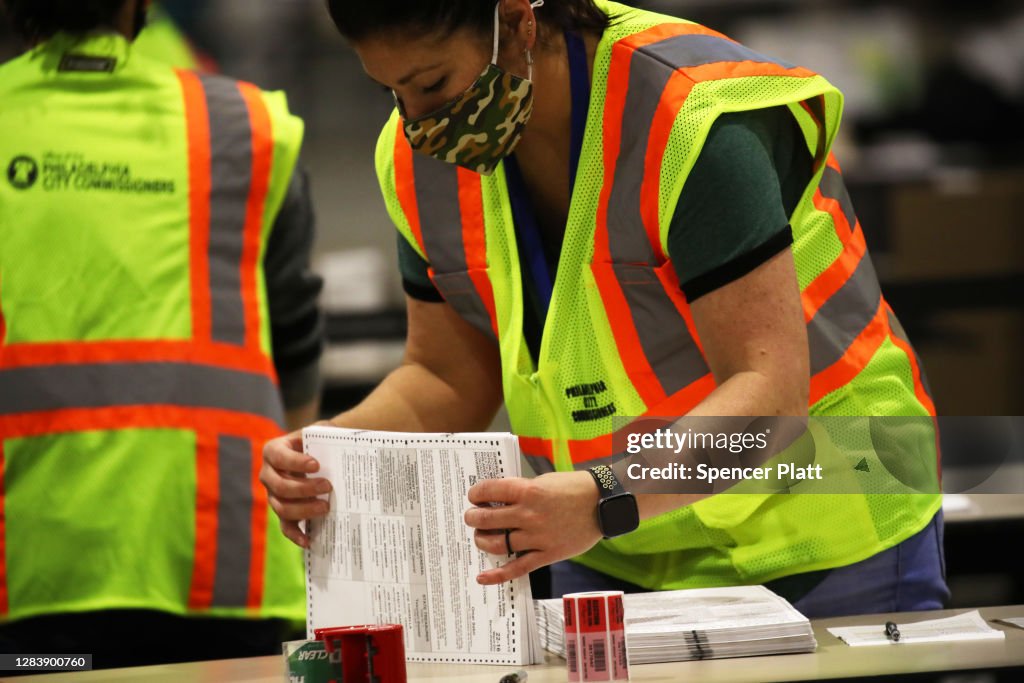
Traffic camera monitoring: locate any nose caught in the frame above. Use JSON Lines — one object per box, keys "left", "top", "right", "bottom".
{"left": 397, "top": 95, "right": 441, "bottom": 122}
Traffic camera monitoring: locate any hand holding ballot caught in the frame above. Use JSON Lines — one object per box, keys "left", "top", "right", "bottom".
{"left": 464, "top": 470, "right": 604, "bottom": 585}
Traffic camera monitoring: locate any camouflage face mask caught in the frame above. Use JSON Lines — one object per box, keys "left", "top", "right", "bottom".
{"left": 398, "top": 2, "right": 541, "bottom": 175}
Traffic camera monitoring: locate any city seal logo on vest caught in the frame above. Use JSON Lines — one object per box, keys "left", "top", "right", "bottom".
{"left": 7, "top": 155, "right": 39, "bottom": 190}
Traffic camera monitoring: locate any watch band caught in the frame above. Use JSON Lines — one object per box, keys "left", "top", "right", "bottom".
{"left": 588, "top": 464, "right": 626, "bottom": 498}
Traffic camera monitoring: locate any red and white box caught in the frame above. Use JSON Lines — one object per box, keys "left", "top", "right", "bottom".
{"left": 563, "top": 591, "right": 629, "bottom": 681}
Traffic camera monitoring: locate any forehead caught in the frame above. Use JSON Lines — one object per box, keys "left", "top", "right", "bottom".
{"left": 353, "top": 26, "right": 490, "bottom": 79}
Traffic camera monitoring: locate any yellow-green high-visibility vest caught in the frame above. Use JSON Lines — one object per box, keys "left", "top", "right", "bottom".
{"left": 0, "top": 32, "right": 305, "bottom": 622}
{"left": 374, "top": 2, "right": 941, "bottom": 589}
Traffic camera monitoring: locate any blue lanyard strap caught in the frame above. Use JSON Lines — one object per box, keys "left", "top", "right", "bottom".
{"left": 504, "top": 154, "right": 554, "bottom": 313}
{"left": 506, "top": 30, "right": 590, "bottom": 320}
{"left": 565, "top": 30, "right": 589, "bottom": 189}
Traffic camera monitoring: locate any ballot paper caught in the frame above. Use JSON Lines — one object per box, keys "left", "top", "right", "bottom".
{"left": 303, "top": 426, "right": 542, "bottom": 665}
{"left": 828, "top": 610, "right": 1006, "bottom": 646}
{"left": 536, "top": 585, "right": 817, "bottom": 664}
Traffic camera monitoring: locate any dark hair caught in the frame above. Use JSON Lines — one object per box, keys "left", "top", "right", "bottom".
{"left": 326, "top": 0, "right": 609, "bottom": 43}
{"left": 0, "top": 0, "right": 126, "bottom": 42}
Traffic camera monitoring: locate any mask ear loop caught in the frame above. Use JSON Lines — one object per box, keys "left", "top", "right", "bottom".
{"left": 526, "top": 0, "right": 545, "bottom": 81}
{"left": 494, "top": 0, "right": 545, "bottom": 80}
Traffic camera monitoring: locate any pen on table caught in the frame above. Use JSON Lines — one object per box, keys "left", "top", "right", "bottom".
{"left": 885, "top": 621, "right": 901, "bottom": 642}
{"left": 499, "top": 669, "right": 528, "bottom": 683}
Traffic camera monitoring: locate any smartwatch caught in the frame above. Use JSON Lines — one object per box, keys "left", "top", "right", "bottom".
{"left": 587, "top": 465, "right": 640, "bottom": 538}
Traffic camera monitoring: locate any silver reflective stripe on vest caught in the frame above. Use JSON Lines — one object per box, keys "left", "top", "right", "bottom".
{"left": 411, "top": 155, "right": 466, "bottom": 269}
{"left": 521, "top": 449, "right": 620, "bottom": 475}
{"left": 807, "top": 254, "right": 882, "bottom": 374}
{"left": 604, "top": 33, "right": 747, "bottom": 397}
{"left": 607, "top": 31, "right": 788, "bottom": 265}
{"left": 198, "top": 74, "right": 252, "bottom": 346}
{"left": 430, "top": 270, "right": 496, "bottom": 339}
{"left": 212, "top": 434, "right": 254, "bottom": 607}
{"left": 572, "top": 452, "right": 621, "bottom": 473}
{"left": 0, "top": 362, "right": 284, "bottom": 425}
{"left": 639, "top": 33, "right": 792, "bottom": 71}
{"left": 609, "top": 264, "right": 708, "bottom": 395}
{"left": 522, "top": 453, "right": 557, "bottom": 476}
{"left": 819, "top": 165, "right": 856, "bottom": 232}
{"left": 410, "top": 153, "right": 497, "bottom": 339}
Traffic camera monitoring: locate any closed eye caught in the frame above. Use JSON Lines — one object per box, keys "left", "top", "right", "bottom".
{"left": 422, "top": 76, "right": 447, "bottom": 94}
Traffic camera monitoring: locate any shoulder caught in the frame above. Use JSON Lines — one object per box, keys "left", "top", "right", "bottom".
{"left": 374, "top": 109, "right": 403, "bottom": 174}
{"left": 701, "top": 107, "right": 794, "bottom": 160}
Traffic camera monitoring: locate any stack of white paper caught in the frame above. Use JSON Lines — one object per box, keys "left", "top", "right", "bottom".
{"left": 303, "top": 427, "right": 543, "bottom": 666}
{"left": 536, "top": 585, "right": 816, "bottom": 663}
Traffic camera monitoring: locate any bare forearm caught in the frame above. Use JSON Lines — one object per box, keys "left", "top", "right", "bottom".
{"left": 326, "top": 361, "right": 500, "bottom": 433}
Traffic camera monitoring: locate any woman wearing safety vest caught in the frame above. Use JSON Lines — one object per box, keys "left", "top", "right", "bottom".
{"left": 0, "top": 0, "right": 323, "bottom": 666}
{"left": 262, "top": 0, "right": 948, "bottom": 618}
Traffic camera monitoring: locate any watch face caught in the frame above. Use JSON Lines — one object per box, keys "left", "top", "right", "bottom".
{"left": 599, "top": 493, "right": 639, "bottom": 538}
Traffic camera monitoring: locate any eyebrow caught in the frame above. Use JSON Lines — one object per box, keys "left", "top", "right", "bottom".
{"left": 396, "top": 63, "right": 442, "bottom": 86}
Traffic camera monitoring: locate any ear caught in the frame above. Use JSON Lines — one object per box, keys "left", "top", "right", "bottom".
{"left": 499, "top": 0, "right": 538, "bottom": 52}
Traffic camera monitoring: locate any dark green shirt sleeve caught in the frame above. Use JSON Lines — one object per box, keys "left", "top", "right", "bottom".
{"left": 669, "top": 105, "right": 811, "bottom": 301}
{"left": 264, "top": 167, "right": 325, "bottom": 409}
{"left": 397, "top": 232, "right": 444, "bottom": 302}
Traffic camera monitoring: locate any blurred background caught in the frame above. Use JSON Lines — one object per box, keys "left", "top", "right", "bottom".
{"left": 2, "top": 0, "right": 1022, "bottom": 606}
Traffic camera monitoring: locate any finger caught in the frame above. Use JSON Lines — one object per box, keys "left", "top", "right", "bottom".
{"left": 477, "top": 551, "right": 546, "bottom": 585}
{"left": 467, "top": 477, "right": 526, "bottom": 506}
{"left": 268, "top": 493, "right": 330, "bottom": 522}
{"left": 281, "top": 429, "right": 304, "bottom": 450}
{"left": 463, "top": 503, "right": 517, "bottom": 530}
{"left": 279, "top": 518, "right": 310, "bottom": 549}
{"left": 474, "top": 528, "right": 536, "bottom": 556}
{"left": 264, "top": 435, "right": 320, "bottom": 474}
{"left": 261, "top": 464, "right": 332, "bottom": 500}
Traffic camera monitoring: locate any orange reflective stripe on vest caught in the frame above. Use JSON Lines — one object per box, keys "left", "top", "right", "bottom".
{"left": 0, "top": 71, "right": 281, "bottom": 614}
{"left": 0, "top": 405, "right": 279, "bottom": 612}
{"left": 393, "top": 117, "right": 427, "bottom": 257}
{"left": 0, "top": 339, "right": 274, "bottom": 375}
{"left": 885, "top": 305, "right": 936, "bottom": 416}
{"left": 190, "top": 432, "right": 268, "bottom": 610}
{"left": 607, "top": 29, "right": 901, "bottom": 413}
{"left": 393, "top": 130, "right": 500, "bottom": 339}
{"left": 180, "top": 70, "right": 273, "bottom": 350}
{"left": 596, "top": 24, "right": 811, "bottom": 409}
